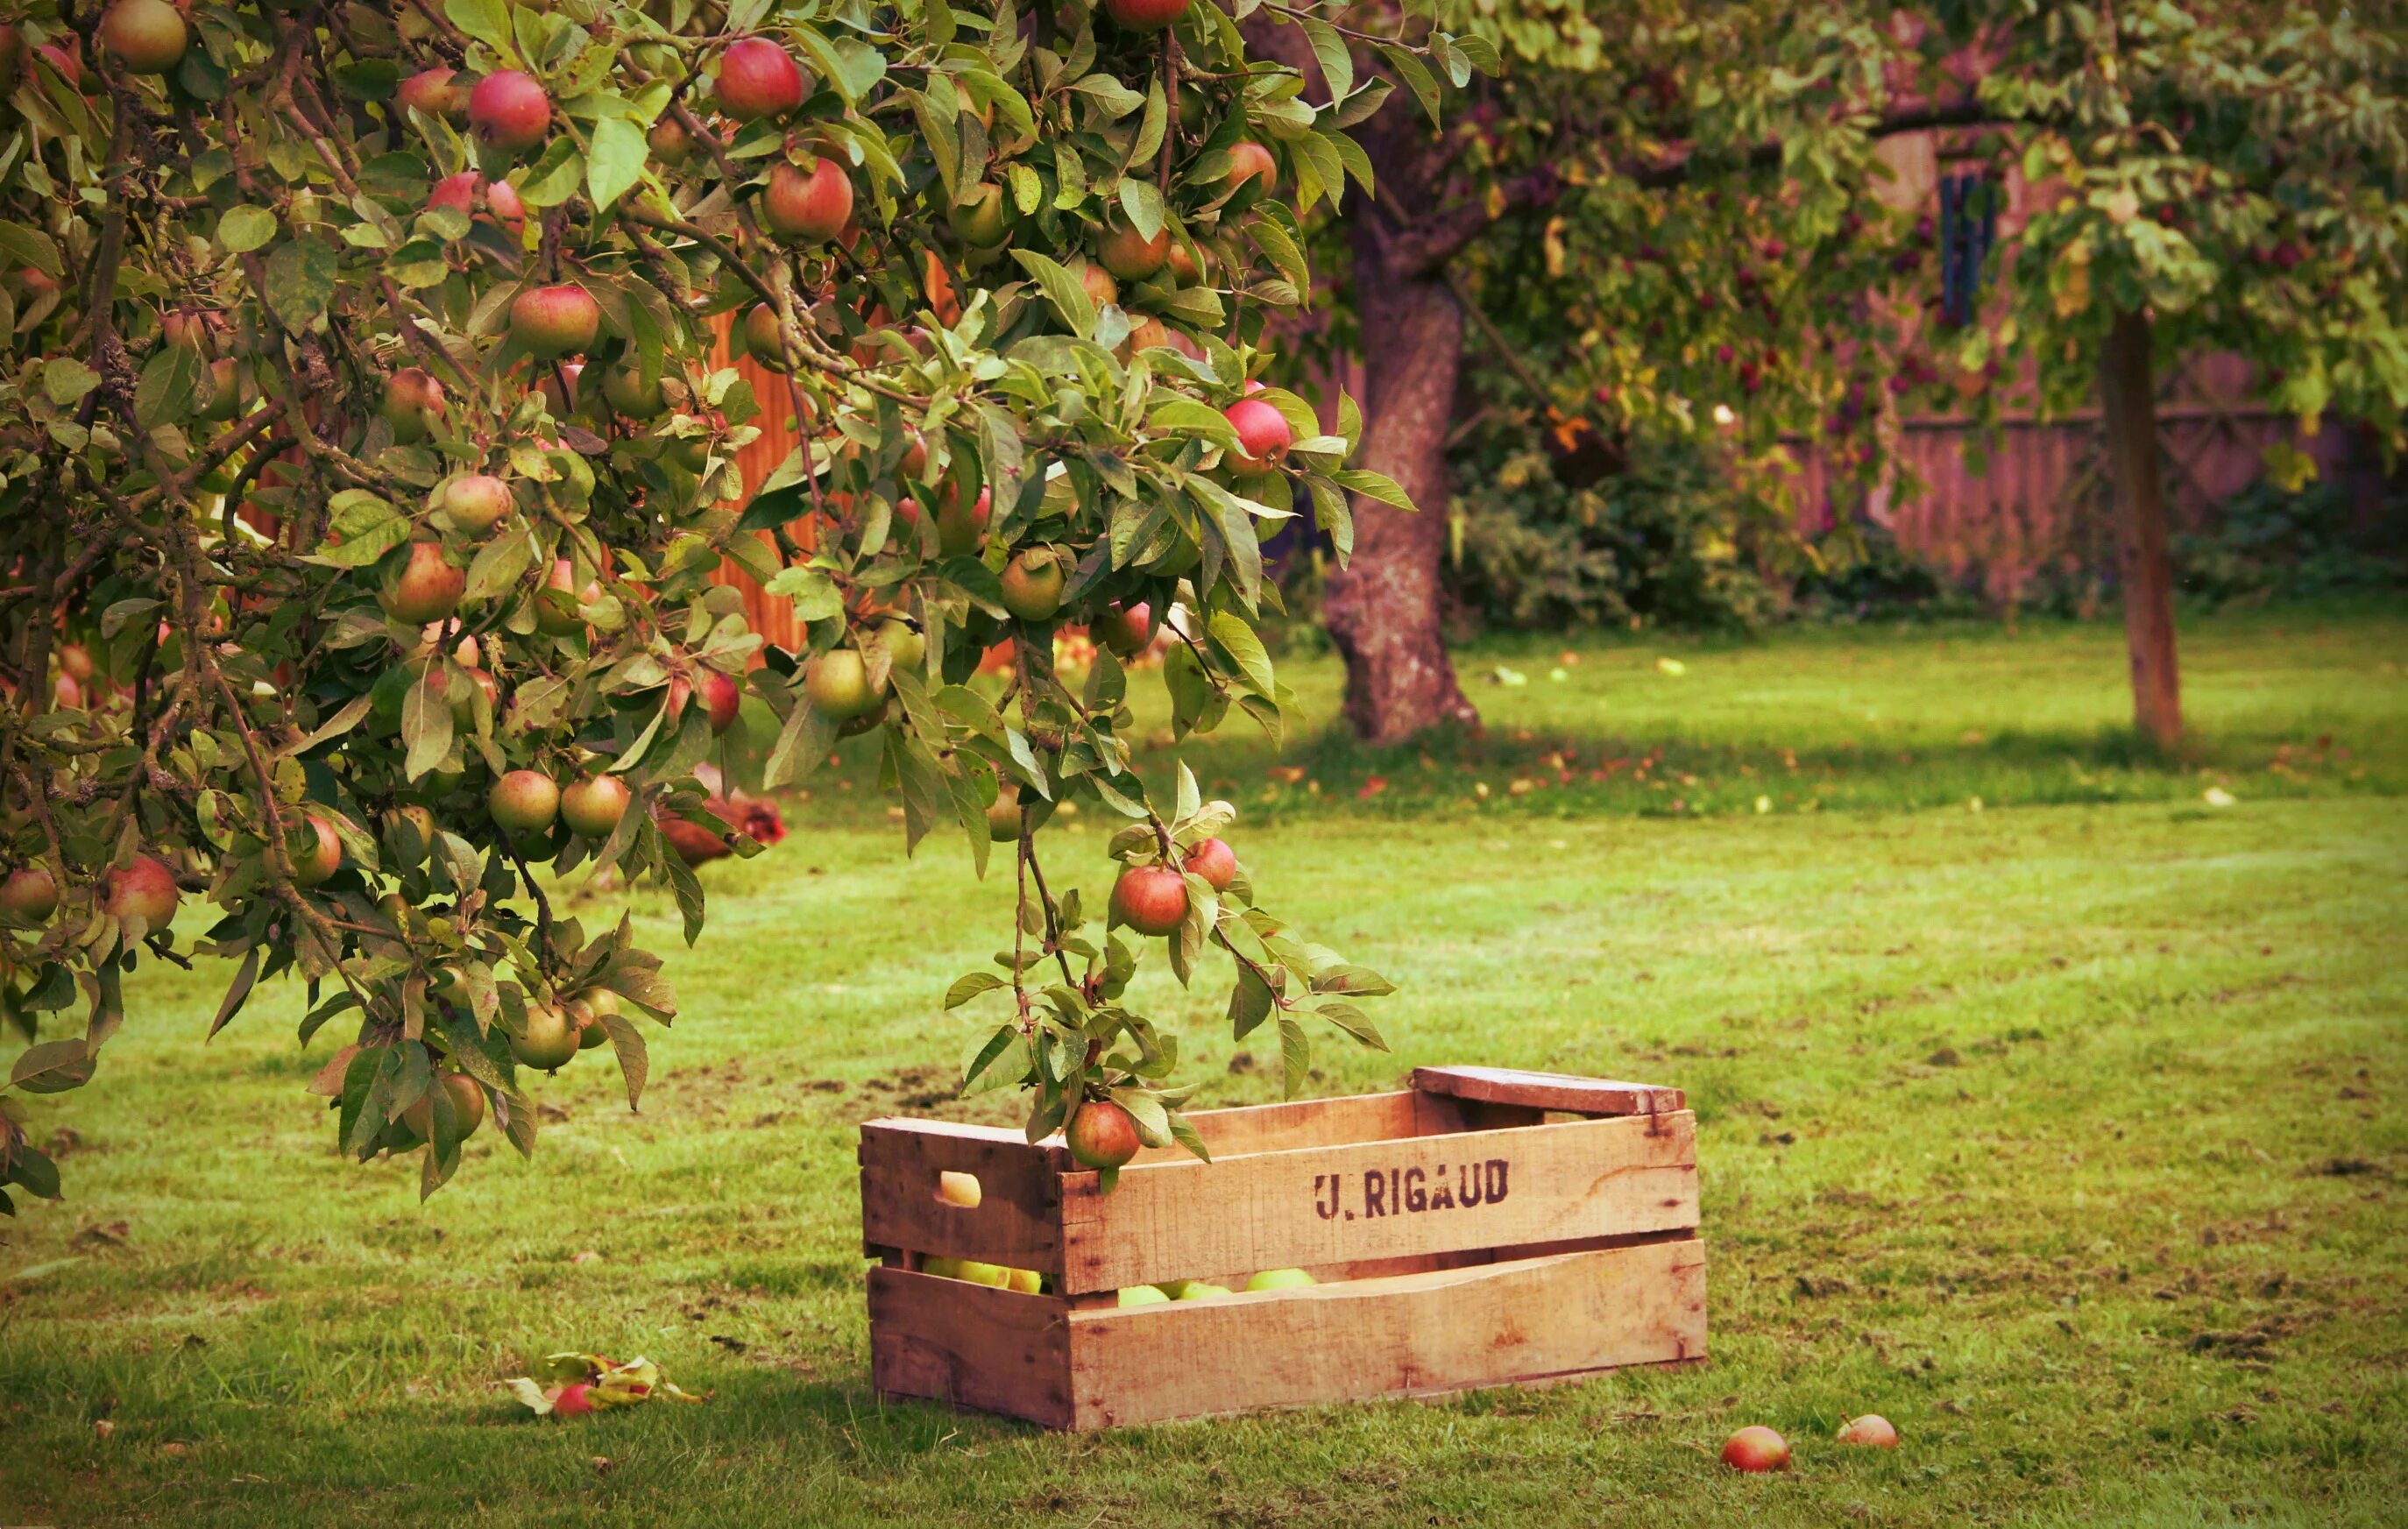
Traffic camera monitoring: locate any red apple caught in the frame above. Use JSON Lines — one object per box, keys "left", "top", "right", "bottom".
{"left": 488, "top": 769, "right": 560, "bottom": 833}
{"left": 1225, "top": 140, "right": 1277, "bottom": 205}
{"left": 933, "top": 484, "right": 990, "bottom": 556}
{"left": 58, "top": 644, "right": 95, "bottom": 681}
{"left": 511, "top": 283, "right": 600, "bottom": 359}
{"left": 439, "top": 473, "right": 513, "bottom": 535}
{"left": 381, "top": 366, "right": 447, "bottom": 442}
{"left": 1183, "top": 837, "right": 1236, "bottom": 891}
{"left": 0, "top": 866, "right": 60, "bottom": 924}
{"left": 1837, "top": 1414, "right": 1898, "bottom": 1448}
{"left": 1111, "top": 863, "right": 1189, "bottom": 936}
{"left": 1223, "top": 395, "right": 1292, "bottom": 471}
{"left": 396, "top": 67, "right": 466, "bottom": 117}
{"left": 1000, "top": 550, "right": 1066, "bottom": 621}
{"left": 1096, "top": 218, "right": 1170, "bottom": 280}
{"left": 381, "top": 541, "right": 464, "bottom": 624}
{"left": 560, "top": 774, "right": 633, "bottom": 838}
{"left": 715, "top": 36, "right": 805, "bottom": 121}
{"left": 428, "top": 171, "right": 526, "bottom": 237}
{"left": 549, "top": 1382, "right": 596, "bottom": 1418}
{"left": 760, "top": 158, "right": 854, "bottom": 244}
{"left": 1075, "top": 259, "right": 1119, "bottom": 309}
{"left": 103, "top": 854, "right": 181, "bottom": 926}
{"left": 647, "top": 114, "right": 695, "bottom": 166}
{"left": 288, "top": 811, "right": 343, "bottom": 887}
{"left": 1066, "top": 1099, "right": 1142, "bottom": 1169}
{"left": 469, "top": 69, "right": 551, "bottom": 156}
{"left": 1721, "top": 1426, "right": 1791, "bottom": 1472}
{"left": 34, "top": 37, "right": 81, "bottom": 90}
{"left": 99, "top": 0, "right": 186, "bottom": 74}
{"left": 1094, "top": 601, "right": 1153, "bottom": 655}
{"left": 689, "top": 667, "right": 741, "bottom": 734}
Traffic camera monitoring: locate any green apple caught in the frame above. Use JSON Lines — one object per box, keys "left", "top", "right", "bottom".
{"left": 921, "top": 1256, "right": 960, "bottom": 1278}
{"left": 1160, "top": 1280, "right": 1230, "bottom": 1301}
{"left": 1007, "top": 1268, "right": 1044, "bottom": 1294}
{"left": 1117, "top": 1285, "right": 1171, "bottom": 1307}
{"left": 956, "top": 1260, "right": 1010, "bottom": 1288}
{"left": 1245, "top": 1268, "right": 1317, "bottom": 1292}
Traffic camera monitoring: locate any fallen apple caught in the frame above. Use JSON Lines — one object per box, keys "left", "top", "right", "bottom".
{"left": 1837, "top": 1414, "right": 1898, "bottom": 1448}
{"left": 1721, "top": 1425, "right": 1791, "bottom": 1472}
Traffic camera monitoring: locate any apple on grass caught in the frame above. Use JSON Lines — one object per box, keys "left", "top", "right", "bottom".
{"left": 1837, "top": 1414, "right": 1898, "bottom": 1448}
{"left": 1722, "top": 1425, "right": 1791, "bottom": 1472}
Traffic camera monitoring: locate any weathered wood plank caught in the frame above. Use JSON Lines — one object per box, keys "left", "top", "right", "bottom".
{"left": 1062, "top": 1239, "right": 1708, "bottom": 1429}
{"left": 868, "top": 1267, "right": 1074, "bottom": 1428}
{"left": 859, "top": 1118, "right": 1066, "bottom": 1274}
{"left": 1413, "top": 1065, "right": 1684, "bottom": 1117}
{"left": 1122, "top": 1089, "right": 1505, "bottom": 1165}
{"left": 1054, "top": 1111, "right": 1698, "bottom": 1294}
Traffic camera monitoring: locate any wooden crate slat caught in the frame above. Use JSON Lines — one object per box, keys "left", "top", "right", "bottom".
{"left": 1124, "top": 1088, "right": 1503, "bottom": 1165}
{"left": 1413, "top": 1065, "right": 1685, "bottom": 1116}
{"left": 1061, "top": 1239, "right": 1708, "bottom": 1429}
{"left": 1053, "top": 1110, "right": 1697, "bottom": 1294}
{"left": 868, "top": 1267, "right": 1075, "bottom": 1429}
{"left": 859, "top": 1117, "right": 1066, "bottom": 1273}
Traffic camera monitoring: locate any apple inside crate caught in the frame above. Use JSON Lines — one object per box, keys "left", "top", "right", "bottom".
{"left": 859, "top": 1066, "right": 1706, "bottom": 1429}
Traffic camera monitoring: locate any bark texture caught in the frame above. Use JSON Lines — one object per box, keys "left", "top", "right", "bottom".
{"left": 1319, "top": 120, "right": 1483, "bottom": 744}
{"left": 2099, "top": 308, "right": 2183, "bottom": 748}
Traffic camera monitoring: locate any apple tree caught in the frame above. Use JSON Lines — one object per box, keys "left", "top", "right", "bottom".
{"left": 0, "top": 0, "right": 1480, "bottom": 1207}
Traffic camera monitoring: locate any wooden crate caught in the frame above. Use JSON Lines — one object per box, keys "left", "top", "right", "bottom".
{"left": 858, "top": 1065, "right": 1706, "bottom": 1429}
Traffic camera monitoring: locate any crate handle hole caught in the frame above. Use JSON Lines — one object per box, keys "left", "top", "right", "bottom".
{"left": 935, "top": 1170, "right": 981, "bottom": 1209}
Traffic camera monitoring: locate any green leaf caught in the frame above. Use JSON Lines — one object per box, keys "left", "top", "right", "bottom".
{"left": 446, "top": 0, "right": 514, "bottom": 54}
{"left": 8, "top": 1037, "right": 92, "bottom": 1094}
{"left": 1333, "top": 467, "right": 1418, "bottom": 512}
{"left": 402, "top": 670, "right": 455, "bottom": 782}
{"left": 1147, "top": 396, "right": 1242, "bottom": 449}
{"left": 40, "top": 359, "right": 101, "bottom": 407}
{"left": 945, "top": 971, "right": 1007, "bottom": 1009}
{"left": 587, "top": 116, "right": 648, "bottom": 212}
{"left": 1116, "top": 177, "right": 1166, "bottom": 244}
{"left": 464, "top": 526, "right": 535, "bottom": 603}
{"left": 1376, "top": 43, "right": 1442, "bottom": 127}
{"left": 1300, "top": 17, "right": 1354, "bottom": 102}
{"left": 1276, "top": 1012, "right": 1310, "bottom": 1099}
{"left": 134, "top": 344, "right": 200, "bottom": 431}
{"left": 216, "top": 205, "right": 279, "bottom": 254}
{"left": 1009, "top": 249, "right": 1098, "bottom": 336}
{"left": 1313, "top": 999, "right": 1387, "bottom": 1051}
{"left": 961, "top": 1023, "right": 1025, "bottom": 1094}
{"left": 1206, "top": 608, "right": 1276, "bottom": 700}
{"left": 0, "top": 222, "right": 62, "bottom": 277}
{"left": 262, "top": 237, "right": 338, "bottom": 329}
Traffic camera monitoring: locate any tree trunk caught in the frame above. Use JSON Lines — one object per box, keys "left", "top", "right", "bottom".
{"left": 2098, "top": 308, "right": 2182, "bottom": 749}
{"left": 1321, "top": 265, "right": 1477, "bottom": 743}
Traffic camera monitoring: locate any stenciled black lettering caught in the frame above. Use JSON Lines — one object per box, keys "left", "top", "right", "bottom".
{"left": 1364, "top": 1169, "right": 1387, "bottom": 1217}
{"left": 1314, "top": 1173, "right": 1341, "bottom": 1221}
{"left": 1457, "top": 1163, "right": 1484, "bottom": 1207}
{"left": 1404, "top": 1165, "right": 1427, "bottom": 1213}
{"left": 1486, "top": 1158, "right": 1509, "bottom": 1204}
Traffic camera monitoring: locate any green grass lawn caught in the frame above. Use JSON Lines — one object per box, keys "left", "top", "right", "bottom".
{"left": 4, "top": 605, "right": 2406, "bottom": 1527}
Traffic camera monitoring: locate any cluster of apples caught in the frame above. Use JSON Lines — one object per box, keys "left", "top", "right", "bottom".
{"left": 1115, "top": 1268, "right": 1315, "bottom": 1306}
{"left": 1721, "top": 1415, "right": 1900, "bottom": 1472}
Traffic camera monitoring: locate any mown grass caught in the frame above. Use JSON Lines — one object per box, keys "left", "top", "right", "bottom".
{"left": 3, "top": 605, "right": 2405, "bottom": 1527}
